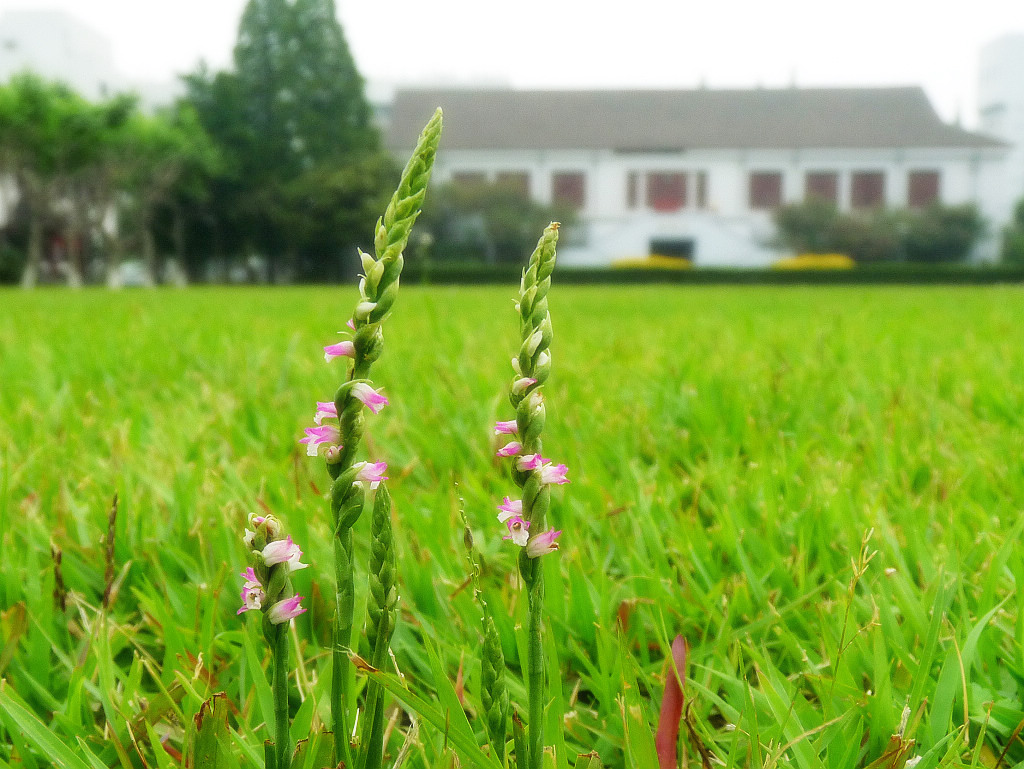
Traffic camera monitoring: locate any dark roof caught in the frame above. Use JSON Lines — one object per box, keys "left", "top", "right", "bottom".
{"left": 388, "top": 87, "right": 1005, "bottom": 152}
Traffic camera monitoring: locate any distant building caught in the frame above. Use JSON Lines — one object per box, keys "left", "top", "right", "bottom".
{"left": 388, "top": 87, "right": 1008, "bottom": 266}
{"left": 979, "top": 34, "right": 1024, "bottom": 224}
{"left": 0, "top": 9, "right": 120, "bottom": 99}
{"left": 0, "top": 9, "right": 179, "bottom": 108}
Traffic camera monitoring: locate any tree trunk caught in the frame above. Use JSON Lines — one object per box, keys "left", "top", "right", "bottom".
{"left": 65, "top": 199, "right": 85, "bottom": 288}
{"left": 105, "top": 230, "right": 125, "bottom": 288}
{"left": 143, "top": 225, "right": 158, "bottom": 288}
{"left": 166, "top": 203, "right": 188, "bottom": 286}
{"left": 20, "top": 203, "right": 43, "bottom": 289}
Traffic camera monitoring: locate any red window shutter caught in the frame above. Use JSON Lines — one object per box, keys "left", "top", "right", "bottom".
{"left": 907, "top": 171, "right": 940, "bottom": 208}
{"left": 805, "top": 171, "right": 838, "bottom": 204}
{"left": 495, "top": 171, "right": 530, "bottom": 197}
{"left": 552, "top": 172, "right": 586, "bottom": 209}
{"left": 851, "top": 171, "right": 885, "bottom": 209}
{"left": 749, "top": 172, "right": 782, "bottom": 210}
{"left": 645, "top": 172, "right": 687, "bottom": 212}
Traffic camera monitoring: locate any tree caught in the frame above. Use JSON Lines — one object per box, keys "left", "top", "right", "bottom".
{"left": 183, "top": 0, "right": 384, "bottom": 279}
{"left": 413, "top": 179, "right": 575, "bottom": 264}
{"left": 113, "top": 104, "right": 219, "bottom": 285}
{"left": 0, "top": 74, "right": 136, "bottom": 287}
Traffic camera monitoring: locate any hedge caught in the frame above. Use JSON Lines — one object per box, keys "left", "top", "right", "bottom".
{"left": 401, "top": 262, "right": 1024, "bottom": 286}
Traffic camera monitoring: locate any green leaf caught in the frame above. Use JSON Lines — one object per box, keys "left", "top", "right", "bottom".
{"left": 352, "top": 650, "right": 503, "bottom": 769}
{"left": 188, "top": 692, "right": 230, "bottom": 769}
{"left": 0, "top": 682, "right": 94, "bottom": 769}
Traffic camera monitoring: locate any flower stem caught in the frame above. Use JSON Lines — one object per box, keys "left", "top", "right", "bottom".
{"left": 332, "top": 527, "right": 355, "bottom": 767}
{"left": 272, "top": 621, "right": 292, "bottom": 769}
{"left": 526, "top": 564, "right": 545, "bottom": 769}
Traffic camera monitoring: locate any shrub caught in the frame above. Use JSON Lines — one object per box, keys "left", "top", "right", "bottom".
{"left": 773, "top": 198, "right": 841, "bottom": 253}
{"left": 903, "top": 203, "right": 984, "bottom": 263}
{"left": 0, "top": 243, "right": 26, "bottom": 284}
{"left": 412, "top": 178, "right": 573, "bottom": 264}
{"left": 773, "top": 200, "right": 984, "bottom": 263}
{"left": 1001, "top": 198, "right": 1024, "bottom": 265}
{"left": 829, "top": 210, "right": 905, "bottom": 263}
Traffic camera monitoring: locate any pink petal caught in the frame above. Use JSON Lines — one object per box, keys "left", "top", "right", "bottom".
{"left": 352, "top": 383, "right": 390, "bottom": 415}
{"left": 497, "top": 441, "right": 523, "bottom": 458}
{"left": 324, "top": 340, "right": 355, "bottom": 362}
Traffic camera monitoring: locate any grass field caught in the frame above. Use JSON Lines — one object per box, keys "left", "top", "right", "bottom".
{"left": 1, "top": 284, "right": 1024, "bottom": 768}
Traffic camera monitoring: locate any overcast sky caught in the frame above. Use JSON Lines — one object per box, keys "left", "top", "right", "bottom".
{"left": 3, "top": 0, "right": 1024, "bottom": 126}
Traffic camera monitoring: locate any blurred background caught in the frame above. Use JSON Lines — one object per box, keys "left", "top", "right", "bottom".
{"left": 1, "top": 0, "right": 1024, "bottom": 286}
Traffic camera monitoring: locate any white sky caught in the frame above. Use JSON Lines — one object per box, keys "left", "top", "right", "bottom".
{"left": 3, "top": 0, "right": 1024, "bottom": 126}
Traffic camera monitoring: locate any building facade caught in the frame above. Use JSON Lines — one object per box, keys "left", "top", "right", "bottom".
{"left": 388, "top": 88, "right": 1008, "bottom": 266}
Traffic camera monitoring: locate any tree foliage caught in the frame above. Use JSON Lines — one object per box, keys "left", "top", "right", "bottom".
{"left": 413, "top": 179, "right": 575, "bottom": 264}
{"left": 183, "top": 0, "right": 388, "bottom": 279}
{"left": 0, "top": 73, "right": 219, "bottom": 286}
{"left": 773, "top": 199, "right": 985, "bottom": 263}
{"left": 1000, "top": 198, "right": 1024, "bottom": 265}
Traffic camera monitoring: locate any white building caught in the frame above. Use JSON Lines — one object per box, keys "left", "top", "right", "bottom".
{"left": 979, "top": 34, "right": 1024, "bottom": 226}
{"left": 388, "top": 87, "right": 1008, "bottom": 266}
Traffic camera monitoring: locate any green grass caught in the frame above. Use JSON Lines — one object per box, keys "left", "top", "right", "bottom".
{"left": 1, "top": 285, "right": 1023, "bottom": 768}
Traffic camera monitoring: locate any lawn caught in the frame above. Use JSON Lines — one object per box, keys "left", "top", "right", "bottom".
{"left": 1, "top": 284, "right": 1023, "bottom": 768}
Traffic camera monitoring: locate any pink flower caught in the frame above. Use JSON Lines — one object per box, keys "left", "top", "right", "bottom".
{"left": 502, "top": 515, "right": 531, "bottom": 547}
{"left": 353, "top": 461, "right": 388, "bottom": 489}
{"left": 539, "top": 462, "right": 570, "bottom": 486}
{"left": 497, "top": 497, "right": 523, "bottom": 523}
{"left": 262, "top": 536, "right": 308, "bottom": 573}
{"left": 300, "top": 424, "right": 341, "bottom": 457}
{"left": 494, "top": 420, "right": 518, "bottom": 435}
{"left": 267, "top": 595, "right": 307, "bottom": 624}
{"left": 314, "top": 401, "right": 338, "bottom": 425}
{"left": 237, "top": 568, "right": 265, "bottom": 615}
{"left": 525, "top": 529, "right": 561, "bottom": 558}
{"left": 324, "top": 340, "right": 355, "bottom": 362}
{"left": 516, "top": 454, "right": 545, "bottom": 472}
{"left": 347, "top": 318, "right": 356, "bottom": 330}
{"left": 511, "top": 377, "right": 537, "bottom": 396}
{"left": 351, "top": 383, "right": 389, "bottom": 415}
{"left": 497, "top": 441, "right": 523, "bottom": 458}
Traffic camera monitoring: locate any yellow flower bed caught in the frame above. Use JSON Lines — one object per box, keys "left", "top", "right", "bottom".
{"left": 773, "top": 253, "right": 855, "bottom": 270}
{"left": 612, "top": 255, "right": 693, "bottom": 270}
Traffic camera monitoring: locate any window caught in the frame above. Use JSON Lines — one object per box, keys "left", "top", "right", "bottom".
{"left": 646, "top": 172, "right": 687, "bottom": 211}
{"left": 626, "top": 172, "right": 639, "bottom": 209}
{"left": 851, "top": 171, "right": 885, "bottom": 209}
{"left": 495, "top": 171, "right": 530, "bottom": 197}
{"left": 805, "top": 171, "right": 838, "bottom": 204}
{"left": 552, "top": 172, "right": 586, "bottom": 209}
{"left": 749, "top": 172, "right": 782, "bottom": 210}
{"left": 695, "top": 171, "right": 708, "bottom": 210}
{"left": 907, "top": 170, "right": 940, "bottom": 208}
{"left": 452, "top": 171, "right": 486, "bottom": 187}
